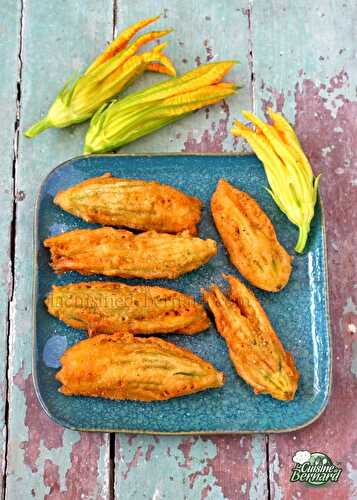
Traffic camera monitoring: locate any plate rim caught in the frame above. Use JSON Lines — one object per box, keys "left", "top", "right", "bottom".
{"left": 32, "top": 152, "right": 332, "bottom": 435}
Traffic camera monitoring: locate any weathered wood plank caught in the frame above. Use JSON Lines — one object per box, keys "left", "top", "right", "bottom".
{"left": 116, "top": 435, "right": 267, "bottom": 499}
{"left": 6, "top": 1, "right": 114, "bottom": 497}
{"left": 114, "top": 3, "right": 268, "bottom": 499}
{"left": 0, "top": 0, "right": 22, "bottom": 489}
{"left": 114, "top": 0, "right": 252, "bottom": 154}
{"left": 252, "top": 1, "right": 357, "bottom": 497}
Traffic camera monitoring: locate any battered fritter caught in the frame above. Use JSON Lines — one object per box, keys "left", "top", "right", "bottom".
{"left": 46, "top": 281, "right": 210, "bottom": 335}
{"left": 44, "top": 227, "right": 217, "bottom": 279}
{"left": 56, "top": 333, "right": 225, "bottom": 401}
{"left": 211, "top": 179, "right": 292, "bottom": 292}
{"left": 202, "top": 275, "right": 299, "bottom": 401}
{"left": 54, "top": 174, "right": 202, "bottom": 234}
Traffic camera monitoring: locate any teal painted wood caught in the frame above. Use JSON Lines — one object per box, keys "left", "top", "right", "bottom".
{"left": 5, "top": 1, "right": 114, "bottom": 498}
{"left": 116, "top": 435, "right": 267, "bottom": 499}
{"left": 3, "top": 0, "right": 355, "bottom": 498}
{"left": 0, "top": 0, "right": 21, "bottom": 489}
{"left": 113, "top": 0, "right": 253, "bottom": 155}
{"left": 251, "top": 1, "right": 357, "bottom": 498}
{"left": 113, "top": 2, "right": 268, "bottom": 499}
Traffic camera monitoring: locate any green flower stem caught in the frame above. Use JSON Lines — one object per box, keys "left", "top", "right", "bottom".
{"left": 24, "top": 117, "right": 51, "bottom": 138}
{"left": 295, "top": 223, "right": 310, "bottom": 254}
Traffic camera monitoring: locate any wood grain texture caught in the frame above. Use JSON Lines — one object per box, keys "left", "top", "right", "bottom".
{"left": 113, "top": 0, "right": 252, "bottom": 155}
{"left": 114, "top": 2, "right": 268, "bottom": 499}
{"left": 2, "top": 0, "right": 355, "bottom": 498}
{"left": 252, "top": 0, "right": 357, "bottom": 498}
{"left": 0, "top": 0, "right": 21, "bottom": 489}
{"left": 5, "top": 1, "right": 114, "bottom": 497}
{"left": 116, "top": 435, "right": 267, "bottom": 499}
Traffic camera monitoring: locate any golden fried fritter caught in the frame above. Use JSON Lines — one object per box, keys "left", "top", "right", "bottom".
{"left": 211, "top": 179, "right": 292, "bottom": 292}
{"left": 44, "top": 228, "right": 217, "bottom": 279}
{"left": 202, "top": 275, "right": 299, "bottom": 401}
{"left": 56, "top": 333, "right": 224, "bottom": 401}
{"left": 54, "top": 174, "right": 202, "bottom": 234}
{"left": 46, "top": 281, "right": 210, "bottom": 336}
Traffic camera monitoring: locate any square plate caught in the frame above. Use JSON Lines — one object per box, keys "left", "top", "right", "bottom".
{"left": 34, "top": 154, "right": 331, "bottom": 434}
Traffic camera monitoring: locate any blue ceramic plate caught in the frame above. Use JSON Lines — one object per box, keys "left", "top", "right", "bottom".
{"left": 33, "top": 154, "right": 331, "bottom": 434}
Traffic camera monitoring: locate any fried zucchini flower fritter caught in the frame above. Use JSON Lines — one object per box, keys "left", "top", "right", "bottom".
{"left": 54, "top": 174, "right": 202, "bottom": 235}
{"left": 56, "top": 333, "right": 225, "bottom": 401}
{"left": 46, "top": 281, "right": 210, "bottom": 335}
{"left": 211, "top": 179, "right": 292, "bottom": 292}
{"left": 44, "top": 227, "right": 217, "bottom": 279}
{"left": 202, "top": 275, "right": 299, "bottom": 401}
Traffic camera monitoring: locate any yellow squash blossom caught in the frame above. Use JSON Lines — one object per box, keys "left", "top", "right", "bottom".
{"left": 84, "top": 61, "right": 238, "bottom": 154}
{"left": 231, "top": 109, "right": 320, "bottom": 253}
{"left": 25, "top": 16, "right": 175, "bottom": 137}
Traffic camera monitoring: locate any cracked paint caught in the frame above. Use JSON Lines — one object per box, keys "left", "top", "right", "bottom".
{"left": 260, "top": 82, "right": 285, "bottom": 114}
{"left": 209, "top": 436, "right": 267, "bottom": 499}
{"left": 269, "top": 443, "right": 283, "bottom": 500}
{"left": 43, "top": 459, "right": 60, "bottom": 499}
{"left": 3, "top": 0, "right": 115, "bottom": 498}
{"left": 116, "top": 435, "right": 224, "bottom": 499}
{"left": 15, "top": 190, "right": 26, "bottom": 201}
{"left": 123, "top": 447, "right": 143, "bottom": 480}
{"left": 116, "top": 434, "right": 267, "bottom": 499}
{"left": 42, "top": 434, "right": 107, "bottom": 499}
{"left": 4, "top": 1, "right": 355, "bottom": 498}
{"left": 13, "top": 365, "right": 64, "bottom": 473}
{"left": 61, "top": 433, "right": 106, "bottom": 499}
{"left": 351, "top": 341, "right": 357, "bottom": 377}
{"left": 11, "top": 364, "right": 108, "bottom": 498}
{"left": 347, "top": 462, "right": 357, "bottom": 499}
{"left": 262, "top": 69, "right": 357, "bottom": 499}
{"left": 203, "top": 39, "right": 214, "bottom": 62}
{"left": 0, "top": 0, "right": 21, "bottom": 487}
{"left": 182, "top": 101, "right": 231, "bottom": 153}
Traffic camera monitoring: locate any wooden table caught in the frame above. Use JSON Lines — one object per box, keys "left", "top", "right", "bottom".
{"left": 1, "top": 1, "right": 356, "bottom": 498}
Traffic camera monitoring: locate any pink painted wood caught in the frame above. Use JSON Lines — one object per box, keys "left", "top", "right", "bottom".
{"left": 252, "top": 1, "right": 357, "bottom": 498}
{"left": 113, "top": 3, "right": 269, "bottom": 498}
{"left": 1, "top": 0, "right": 356, "bottom": 498}
{"left": 4, "top": 0, "right": 113, "bottom": 497}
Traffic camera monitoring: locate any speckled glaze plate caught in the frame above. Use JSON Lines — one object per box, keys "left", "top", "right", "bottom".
{"left": 33, "top": 154, "right": 331, "bottom": 434}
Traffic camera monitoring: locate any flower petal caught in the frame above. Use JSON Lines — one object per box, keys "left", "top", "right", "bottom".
{"left": 86, "top": 15, "right": 161, "bottom": 73}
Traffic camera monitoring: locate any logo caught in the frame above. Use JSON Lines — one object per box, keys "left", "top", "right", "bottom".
{"left": 290, "top": 450, "right": 342, "bottom": 487}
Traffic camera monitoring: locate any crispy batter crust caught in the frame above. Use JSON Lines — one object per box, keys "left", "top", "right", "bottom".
{"left": 56, "top": 333, "right": 224, "bottom": 401}
{"left": 46, "top": 281, "right": 210, "bottom": 335}
{"left": 202, "top": 274, "right": 299, "bottom": 401}
{"left": 54, "top": 174, "right": 202, "bottom": 235}
{"left": 211, "top": 179, "right": 292, "bottom": 292}
{"left": 44, "top": 227, "right": 217, "bottom": 279}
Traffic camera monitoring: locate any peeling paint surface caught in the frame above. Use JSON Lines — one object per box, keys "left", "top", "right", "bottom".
{"left": 114, "top": 2, "right": 267, "bottom": 499}
{"left": 42, "top": 433, "right": 107, "bottom": 499}
{"left": 115, "top": 1, "right": 252, "bottom": 155}
{"left": 0, "top": 0, "right": 21, "bottom": 481}
{"left": 252, "top": 1, "right": 357, "bottom": 498}
{"left": 266, "top": 73, "right": 357, "bottom": 497}
{"left": 1, "top": 0, "right": 356, "bottom": 498}
{"left": 13, "top": 366, "right": 64, "bottom": 473}
{"left": 116, "top": 435, "right": 267, "bottom": 499}
{"left": 182, "top": 101, "right": 230, "bottom": 153}
{"left": 4, "top": 1, "right": 113, "bottom": 498}
{"left": 7, "top": 365, "right": 109, "bottom": 498}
